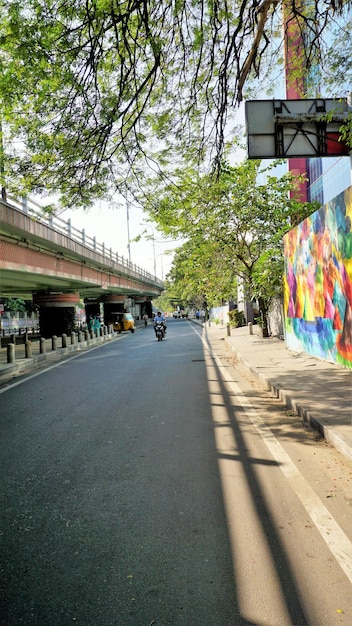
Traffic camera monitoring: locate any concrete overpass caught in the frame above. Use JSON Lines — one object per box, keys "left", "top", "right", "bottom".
{"left": 0, "top": 196, "right": 164, "bottom": 335}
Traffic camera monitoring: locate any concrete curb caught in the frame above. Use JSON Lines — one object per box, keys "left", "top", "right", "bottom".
{"left": 0, "top": 333, "right": 118, "bottom": 385}
{"left": 225, "top": 338, "right": 352, "bottom": 462}
{"left": 0, "top": 320, "right": 151, "bottom": 385}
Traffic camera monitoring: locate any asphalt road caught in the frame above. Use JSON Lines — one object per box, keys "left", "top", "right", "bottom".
{"left": 1, "top": 319, "right": 352, "bottom": 626}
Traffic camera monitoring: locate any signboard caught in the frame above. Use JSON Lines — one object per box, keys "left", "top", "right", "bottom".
{"left": 245, "top": 98, "right": 350, "bottom": 159}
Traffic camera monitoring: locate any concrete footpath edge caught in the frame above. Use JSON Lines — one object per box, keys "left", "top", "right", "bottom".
{"left": 223, "top": 333, "right": 352, "bottom": 463}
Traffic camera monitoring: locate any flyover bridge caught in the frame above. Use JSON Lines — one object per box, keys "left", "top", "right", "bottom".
{"left": 0, "top": 196, "right": 164, "bottom": 335}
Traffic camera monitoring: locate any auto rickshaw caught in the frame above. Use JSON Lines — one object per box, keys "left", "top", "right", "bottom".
{"left": 112, "top": 312, "right": 135, "bottom": 333}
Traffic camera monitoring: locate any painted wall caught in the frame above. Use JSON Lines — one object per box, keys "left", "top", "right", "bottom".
{"left": 283, "top": 185, "right": 352, "bottom": 368}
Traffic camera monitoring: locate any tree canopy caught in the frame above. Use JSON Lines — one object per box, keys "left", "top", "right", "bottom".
{"left": 0, "top": 0, "right": 351, "bottom": 206}
{"left": 146, "top": 159, "right": 317, "bottom": 310}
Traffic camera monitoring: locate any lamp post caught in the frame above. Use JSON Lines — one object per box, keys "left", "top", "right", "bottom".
{"left": 140, "top": 223, "right": 156, "bottom": 277}
{"left": 155, "top": 244, "right": 164, "bottom": 280}
{"left": 126, "top": 200, "right": 131, "bottom": 264}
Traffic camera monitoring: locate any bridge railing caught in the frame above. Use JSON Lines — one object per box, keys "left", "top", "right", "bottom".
{"left": 6, "top": 194, "right": 163, "bottom": 286}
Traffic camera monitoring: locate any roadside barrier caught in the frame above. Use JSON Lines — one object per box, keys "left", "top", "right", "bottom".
{"left": 5, "top": 325, "right": 114, "bottom": 364}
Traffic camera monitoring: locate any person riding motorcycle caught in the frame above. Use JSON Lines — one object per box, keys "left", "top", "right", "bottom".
{"left": 153, "top": 311, "right": 166, "bottom": 336}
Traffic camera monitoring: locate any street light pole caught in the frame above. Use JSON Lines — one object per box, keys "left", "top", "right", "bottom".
{"left": 0, "top": 118, "right": 7, "bottom": 202}
{"left": 140, "top": 223, "right": 156, "bottom": 277}
{"left": 126, "top": 200, "right": 131, "bottom": 264}
{"left": 155, "top": 245, "right": 164, "bottom": 280}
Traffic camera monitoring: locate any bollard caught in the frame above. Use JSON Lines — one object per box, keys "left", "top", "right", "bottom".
{"left": 62, "top": 333, "right": 67, "bottom": 348}
{"left": 7, "top": 343, "right": 15, "bottom": 363}
{"left": 90, "top": 329, "right": 94, "bottom": 340}
{"left": 52, "top": 335, "right": 58, "bottom": 350}
{"left": 227, "top": 323, "right": 231, "bottom": 336}
{"left": 248, "top": 322, "right": 253, "bottom": 335}
{"left": 85, "top": 329, "right": 89, "bottom": 341}
{"left": 71, "top": 331, "right": 76, "bottom": 345}
{"left": 10, "top": 333, "right": 16, "bottom": 346}
{"left": 25, "top": 340, "right": 32, "bottom": 358}
{"left": 78, "top": 330, "right": 83, "bottom": 342}
{"left": 40, "top": 337, "right": 46, "bottom": 354}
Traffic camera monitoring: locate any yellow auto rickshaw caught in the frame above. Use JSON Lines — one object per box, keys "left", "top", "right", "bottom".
{"left": 112, "top": 312, "right": 135, "bottom": 333}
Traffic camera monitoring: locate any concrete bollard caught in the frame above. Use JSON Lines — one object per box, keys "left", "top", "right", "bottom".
{"left": 248, "top": 322, "right": 253, "bottom": 335}
{"left": 62, "top": 333, "right": 67, "bottom": 348}
{"left": 71, "top": 331, "right": 76, "bottom": 344}
{"left": 78, "top": 330, "right": 83, "bottom": 342}
{"left": 84, "top": 329, "right": 89, "bottom": 341}
{"left": 25, "top": 341, "right": 32, "bottom": 358}
{"left": 40, "top": 337, "right": 46, "bottom": 354}
{"left": 7, "top": 343, "right": 15, "bottom": 363}
{"left": 227, "top": 323, "right": 231, "bottom": 336}
{"left": 52, "top": 335, "right": 58, "bottom": 350}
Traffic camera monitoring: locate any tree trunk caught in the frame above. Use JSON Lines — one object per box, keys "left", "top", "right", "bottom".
{"left": 258, "top": 297, "right": 269, "bottom": 337}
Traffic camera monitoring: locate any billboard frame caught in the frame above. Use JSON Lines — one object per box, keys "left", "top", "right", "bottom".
{"left": 245, "top": 98, "right": 350, "bottom": 159}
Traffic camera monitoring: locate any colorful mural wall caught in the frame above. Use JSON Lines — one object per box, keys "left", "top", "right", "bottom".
{"left": 283, "top": 185, "right": 352, "bottom": 368}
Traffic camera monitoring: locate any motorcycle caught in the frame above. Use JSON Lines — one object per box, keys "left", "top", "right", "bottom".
{"left": 154, "top": 321, "right": 166, "bottom": 341}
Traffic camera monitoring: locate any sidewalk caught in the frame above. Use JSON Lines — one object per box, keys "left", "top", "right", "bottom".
{"left": 205, "top": 322, "right": 352, "bottom": 462}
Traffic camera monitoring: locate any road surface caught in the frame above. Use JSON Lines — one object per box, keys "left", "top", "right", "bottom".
{"left": 1, "top": 319, "right": 352, "bottom": 625}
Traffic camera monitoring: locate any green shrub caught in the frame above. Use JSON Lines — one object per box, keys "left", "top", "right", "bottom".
{"left": 228, "top": 309, "right": 245, "bottom": 328}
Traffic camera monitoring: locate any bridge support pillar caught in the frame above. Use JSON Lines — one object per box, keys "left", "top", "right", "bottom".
{"left": 98, "top": 295, "right": 127, "bottom": 328}
{"left": 34, "top": 293, "right": 80, "bottom": 338}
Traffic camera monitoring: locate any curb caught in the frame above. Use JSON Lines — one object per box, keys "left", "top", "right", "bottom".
{"left": 225, "top": 337, "right": 352, "bottom": 463}
{"left": 0, "top": 321, "right": 149, "bottom": 386}
{"left": 0, "top": 333, "right": 118, "bottom": 385}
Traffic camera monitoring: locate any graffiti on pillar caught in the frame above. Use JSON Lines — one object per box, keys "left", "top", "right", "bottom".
{"left": 283, "top": 185, "right": 352, "bottom": 368}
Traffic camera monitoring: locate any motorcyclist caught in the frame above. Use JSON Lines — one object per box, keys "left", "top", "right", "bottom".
{"left": 153, "top": 311, "right": 166, "bottom": 336}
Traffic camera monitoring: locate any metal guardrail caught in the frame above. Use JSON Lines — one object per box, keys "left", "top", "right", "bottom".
{"left": 6, "top": 194, "right": 163, "bottom": 286}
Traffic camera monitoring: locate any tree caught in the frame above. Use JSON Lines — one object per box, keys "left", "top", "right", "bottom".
{"left": 144, "top": 160, "right": 318, "bottom": 330}
{"left": 0, "top": 0, "right": 350, "bottom": 207}
{"left": 166, "top": 238, "right": 237, "bottom": 311}
{"left": 0, "top": 297, "right": 26, "bottom": 314}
